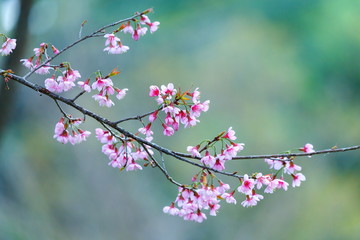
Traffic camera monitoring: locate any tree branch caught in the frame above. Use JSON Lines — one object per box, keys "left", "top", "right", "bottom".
{"left": 3, "top": 70, "right": 360, "bottom": 184}
{"left": 23, "top": 9, "right": 149, "bottom": 79}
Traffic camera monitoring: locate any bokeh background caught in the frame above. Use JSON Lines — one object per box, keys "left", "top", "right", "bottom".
{"left": 1, "top": 0, "right": 360, "bottom": 239}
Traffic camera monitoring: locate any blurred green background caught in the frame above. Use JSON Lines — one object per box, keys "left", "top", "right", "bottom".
{"left": 1, "top": 0, "right": 360, "bottom": 239}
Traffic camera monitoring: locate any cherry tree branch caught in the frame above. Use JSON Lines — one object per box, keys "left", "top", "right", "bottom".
{"left": 2, "top": 70, "right": 360, "bottom": 185}
{"left": 1, "top": 71, "right": 244, "bottom": 180}
{"left": 23, "top": 9, "right": 151, "bottom": 79}
{"left": 172, "top": 145, "right": 360, "bottom": 160}
{"left": 114, "top": 109, "right": 158, "bottom": 124}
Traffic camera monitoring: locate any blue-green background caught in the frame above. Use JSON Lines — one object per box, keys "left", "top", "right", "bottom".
{"left": 1, "top": 0, "right": 359, "bottom": 239}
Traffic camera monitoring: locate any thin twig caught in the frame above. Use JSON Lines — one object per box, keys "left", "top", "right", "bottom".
{"left": 140, "top": 142, "right": 183, "bottom": 187}
{"left": 115, "top": 109, "right": 159, "bottom": 125}
{"left": 71, "top": 90, "right": 86, "bottom": 102}
{"left": 54, "top": 99, "right": 68, "bottom": 117}
{"left": 231, "top": 145, "right": 360, "bottom": 160}
{"left": 23, "top": 10, "right": 147, "bottom": 79}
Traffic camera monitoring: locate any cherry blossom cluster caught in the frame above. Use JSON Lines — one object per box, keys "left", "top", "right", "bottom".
{"left": 53, "top": 117, "right": 91, "bottom": 144}
{"left": 163, "top": 142, "right": 310, "bottom": 222}
{"left": 20, "top": 42, "right": 59, "bottom": 74}
{"left": 19, "top": 43, "right": 84, "bottom": 94}
{"left": 103, "top": 14, "right": 159, "bottom": 54}
{"left": 95, "top": 128, "right": 153, "bottom": 171}
{"left": 88, "top": 70, "right": 128, "bottom": 107}
{"left": 0, "top": 35, "right": 16, "bottom": 56}
{"left": 138, "top": 84, "right": 210, "bottom": 141}
{"left": 187, "top": 127, "right": 244, "bottom": 171}
{"left": 44, "top": 64, "right": 81, "bottom": 93}
{"left": 163, "top": 180, "right": 235, "bottom": 223}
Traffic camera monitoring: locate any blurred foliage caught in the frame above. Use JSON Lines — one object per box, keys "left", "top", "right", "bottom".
{"left": 0, "top": 0, "right": 359, "bottom": 239}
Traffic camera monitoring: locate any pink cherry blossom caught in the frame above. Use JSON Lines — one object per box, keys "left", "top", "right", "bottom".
{"left": 187, "top": 145, "right": 201, "bottom": 158}
{"left": 149, "top": 85, "right": 160, "bottom": 97}
{"left": 192, "top": 210, "right": 207, "bottom": 223}
{"left": 53, "top": 118, "right": 90, "bottom": 145}
{"left": 183, "top": 115, "right": 200, "bottom": 128}
{"left": 108, "top": 158, "right": 122, "bottom": 168}
{"left": 264, "top": 158, "right": 286, "bottom": 170}
{"left": 201, "top": 151, "right": 216, "bottom": 166}
{"left": 241, "top": 195, "right": 258, "bottom": 208}
{"left": 201, "top": 100, "right": 210, "bottom": 112}
{"left": 274, "top": 178, "right": 289, "bottom": 191}
{"left": 223, "top": 127, "right": 237, "bottom": 141}
{"left": 33, "top": 42, "right": 47, "bottom": 57}
{"left": 77, "top": 129, "right": 91, "bottom": 142}
{"left": 137, "top": 26, "right": 148, "bottom": 36}
{"left": 102, "top": 144, "right": 118, "bottom": 159}
{"left": 63, "top": 69, "right": 81, "bottom": 82}
{"left": 162, "top": 124, "right": 174, "bottom": 136}
{"left": 95, "top": 128, "right": 115, "bottom": 144}
{"left": 292, "top": 173, "right": 306, "bottom": 187}
{"left": 54, "top": 130, "right": 69, "bottom": 144}
{"left": 190, "top": 103, "right": 205, "bottom": 118}
{"left": 238, "top": 174, "right": 255, "bottom": 195}
{"left": 54, "top": 118, "right": 66, "bottom": 135}
{"left": 212, "top": 158, "right": 226, "bottom": 171}
{"left": 78, "top": 79, "right": 91, "bottom": 92}
{"left": 68, "top": 132, "right": 80, "bottom": 145}
{"left": 92, "top": 77, "right": 113, "bottom": 91}
{"left": 58, "top": 76, "right": 76, "bottom": 92}
{"left": 92, "top": 94, "right": 114, "bottom": 107}
{"left": 115, "top": 88, "right": 128, "bottom": 100}
{"left": 221, "top": 191, "right": 237, "bottom": 204}
{"left": 161, "top": 83, "right": 176, "bottom": 96}
{"left": 216, "top": 181, "right": 231, "bottom": 194}
{"left": 147, "top": 21, "right": 160, "bottom": 33}
{"left": 126, "top": 160, "right": 143, "bottom": 171}
{"left": 132, "top": 148, "right": 149, "bottom": 160}
{"left": 132, "top": 25, "right": 147, "bottom": 41}
{"left": 284, "top": 161, "right": 302, "bottom": 174}
{"left": 189, "top": 88, "right": 201, "bottom": 103}
{"left": 163, "top": 203, "right": 179, "bottom": 216}
{"left": 103, "top": 33, "right": 129, "bottom": 54}
{"left": 35, "top": 66, "right": 52, "bottom": 75}
{"left": 208, "top": 202, "right": 221, "bottom": 216}
{"left": 149, "top": 110, "right": 158, "bottom": 122}
{"left": 45, "top": 76, "right": 61, "bottom": 93}
{"left": 254, "top": 173, "right": 271, "bottom": 189}
{"left": 163, "top": 104, "right": 180, "bottom": 115}
{"left": 0, "top": 38, "right": 16, "bottom": 56}
{"left": 20, "top": 58, "right": 34, "bottom": 69}
{"left": 104, "top": 33, "right": 120, "bottom": 46}
{"left": 122, "top": 22, "right": 134, "bottom": 34}
{"left": 156, "top": 96, "right": 164, "bottom": 105}
{"left": 138, "top": 123, "right": 153, "bottom": 139}
{"left": 51, "top": 45, "right": 60, "bottom": 54}
{"left": 300, "top": 143, "right": 315, "bottom": 153}
{"left": 164, "top": 114, "right": 175, "bottom": 127}
{"left": 172, "top": 120, "right": 180, "bottom": 131}
{"left": 140, "top": 15, "right": 151, "bottom": 24}
{"left": 264, "top": 179, "right": 278, "bottom": 194}
{"left": 223, "top": 143, "right": 244, "bottom": 159}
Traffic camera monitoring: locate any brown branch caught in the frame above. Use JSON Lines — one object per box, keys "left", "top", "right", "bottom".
{"left": 1, "top": 71, "right": 244, "bottom": 179}
{"left": 232, "top": 145, "right": 360, "bottom": 160}
{"left": 2, "top": 70, "right": 360, "bottom": 184}
{"left": 115, "top": 109, "right": 158, "bottom": 125}
{"left": 170, "top": 145, "right": 360, "bottom": 160}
